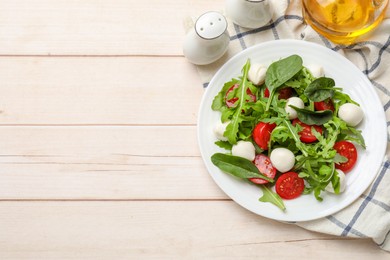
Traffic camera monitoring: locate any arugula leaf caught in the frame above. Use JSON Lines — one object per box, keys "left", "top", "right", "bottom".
{"left": 221, "top": 109, "right": 234, "bottom": 123}
{"left": 214, "top": 141, "right": 232, "bottom": 150}
{"left": 299, "top": 159, "right": 337, "bottom": 201}
{"left": 224, "top": 61, "right": 251, "bottom": 144}
{"left": 330, "top": 116, "right": 366, "bottom": 149}
{"left": 333, "top": 91, "right": 358, "bottom": 105}
{"left": 318, "top": 162, "right": 335, "bottom": 183}
{"left": 259, "top": 185, "right": 286, "bottom": 211}
{"left": 252, "top": 141, "right": 264, "bottom": 154}
{"left": 283, "top": 119, "right": 309, "bottom": 157}
{"left": 289, "top": 105, "right": 333, "bottom": 125}
{"left": 298, "top": 171, "right": 310, "bottom": 178}
{"left": 270, "top": 125, "right": 290, "bottom": 143}
{"left": 330, "top": 170, "right": 341, "bottom": 194}
{"left": 265, "top": 55, "right": 303, "bottom": 111}
{"left": 304, "top": 160, "right": 321, "bottom": 183}
{"left": 304, "top": 77, "right": 336, "bottom": 102}
{"left": 317, "top": 119, "right": 341, "bottom": 158}
{"left": 211, "top": 79, "right": 239, "bottom": 111}
{"left": 340, "top": 127, "right": 366, "bottom": 149}
{"left": 333, "top": 153, "right": 348, "bottom": 164}
{"left": 314, "top": 186, "right": 324, "bottom": 201}
{"left": 211, "top": 153, "right": 274, "bottom": 182}
{"left": 285, "top": 67, "right": 315, "bottom": 104}
{"left": 333, "top": 90, "right": 358, "bottom": 113}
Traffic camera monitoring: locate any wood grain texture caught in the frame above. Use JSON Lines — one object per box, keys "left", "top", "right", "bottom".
{"left": 0, "top": 126, "right": 228, "bottom": 199}
{"left": 0, "top": 201, "right": 388, "bottom": 259}
{"left": 0, "top": 57, "right": 203, "bottom": 125}
{"left": 0, "top": 0, "right": 224, "bottom": 55}
{"left": 0, "top": 0, "right": 387, "bottom": 257}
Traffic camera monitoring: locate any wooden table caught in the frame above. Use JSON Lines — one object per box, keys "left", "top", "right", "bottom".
{"left": 0, "top": 1, "right": 388, "bottom": 258}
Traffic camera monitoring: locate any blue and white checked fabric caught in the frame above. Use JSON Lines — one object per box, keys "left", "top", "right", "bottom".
{"left": 193, "top": 0, "right": 390, "bottom": 251}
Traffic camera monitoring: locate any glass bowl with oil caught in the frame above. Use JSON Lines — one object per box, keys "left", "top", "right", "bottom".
{"left": 302, "top": 0, "right": 389, "bottom": 44}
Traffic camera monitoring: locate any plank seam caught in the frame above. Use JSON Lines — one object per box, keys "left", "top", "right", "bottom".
{"left": 0, "top": 54, "right": 185, "bottom": 58}
{"left": 0, "top": 124, "right": 196, "bottom": 127}
{"left": 0, "top": 199, "right": 231, "bottom": 202}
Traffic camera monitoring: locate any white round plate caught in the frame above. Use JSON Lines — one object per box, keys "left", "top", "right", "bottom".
{"left": 197, "top": 40, "right": 387, "bottom": 222}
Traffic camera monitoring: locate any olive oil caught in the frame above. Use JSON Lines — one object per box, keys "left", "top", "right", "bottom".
{"left": 302, "top": 0, "right": 389, "bottom": 44}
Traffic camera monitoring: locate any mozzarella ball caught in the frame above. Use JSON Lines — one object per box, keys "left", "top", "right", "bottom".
{"left": 270, "top": 148, "right": 295, "bottom": 173}
{"left": 213, "top": 121, "right": 230, "bottom": 141}
{"left": 232, "top": 141, "right": 256, "bottom": 161}
{"left": 285, "top": 97, "right": 304, "bottom": 120}
{"left": 338, "top": 103, "right": 364, "bottom": 127}
{"left": 248, "top": 63, "right": 267, "bottom": 85}
{"left": 306, "top": 64, "right": 324, "bottom": 78}
{"left": 325, "top": 170, "right": 346, "bottom": 193}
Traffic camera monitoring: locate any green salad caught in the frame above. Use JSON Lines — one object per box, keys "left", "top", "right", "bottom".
{"left": 210, "top": 55, "right": 365, "bottom": 211}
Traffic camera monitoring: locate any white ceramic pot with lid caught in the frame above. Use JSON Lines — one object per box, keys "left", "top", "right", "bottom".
{"left": 183, "top": 11, "right": 230, "bottom": 65}
{"left": 226, "top": 0, "right": 272, "bottom": 29}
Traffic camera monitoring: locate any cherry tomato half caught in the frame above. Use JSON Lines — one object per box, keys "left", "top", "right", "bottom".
{"left": 314, "top": 98, "right": 335, "bottom": 112}
{"left": 334, "top": 141, "right": 357, "bottom": 173}
{"left": 252, "top": 122, "right": 276, "bottom": 150}
{"left": 264, "top": 87, "right": 293, "bottom": 100}
{"left": 249, "top": 154, "right": 277, "bottom": 185}
{"left": 225, "top": 84, "right": 256, "bottom": 108}
{"left": 292, "top": 119, "right": 323, "bottom": 143}
{"left": 275, "top": 172, "right": 305, "bottom": 200}
{"left": 264, "top": 88, "right": 270, "bottom": 97}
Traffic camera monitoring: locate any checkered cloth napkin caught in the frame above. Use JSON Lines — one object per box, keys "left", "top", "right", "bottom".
{"left": 191, "top": 0, "right": 390, "bottom": 251}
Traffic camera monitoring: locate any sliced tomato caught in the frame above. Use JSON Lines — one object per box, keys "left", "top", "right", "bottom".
{"left": 252, "top": 122, "right": 276, "bottom": 150}
{"left": 314, "top": 98, "right": 335, "bottom": 112}
{"left": 275, "top": 172, "right": 305, "bottom": 200}
{"left": 263, "top": 87, "right": 293, "bottom": 100}
{"left": 225, "top": 84, "right": 256, "bottom": 108}
{"left": 334, "top": 141, "right": 357, "bottom": 173}
{"left": 292, "top": 119, "right": 323, "bottom": 143}
{"left": 249, "top": 154, "right": 277, "bottom": 184}
{"left": 264, "top": 88, "right": 270, "bottom": 98}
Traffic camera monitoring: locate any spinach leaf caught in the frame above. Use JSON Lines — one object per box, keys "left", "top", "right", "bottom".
{"left": 265, "top": 55, "right": 303, "bottom": 111}
{"left": 289, "top": 105, "right": 333, "bottom": 126}
{"left": 259, "top": 185, "right": 286, "bottom": 211}
{"left": 211, "top": 153, "right": 274, "bottom": 182}
{"left": 304, "top": 77, "right": 336, "bottom": 102}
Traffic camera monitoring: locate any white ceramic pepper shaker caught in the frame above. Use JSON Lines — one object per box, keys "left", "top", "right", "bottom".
{"left": 226, "top": 0, "right": 272, "bottom": 29}
{"left": 183, "top": 11, "right": 230, "bottom": 65}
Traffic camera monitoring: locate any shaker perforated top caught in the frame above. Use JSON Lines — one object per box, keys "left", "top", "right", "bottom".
{"left": 195, "top": 11, "right": 227, "bottom": 40}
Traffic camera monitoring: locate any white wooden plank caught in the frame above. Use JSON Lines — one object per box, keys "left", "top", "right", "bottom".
{"left": 0, "top": 0, "right": 224, "bottom": 55}
{"left": 0, "top": 201, "right": 386, "bottom": 259}
{"left": 0, "top": 56, "right": 204, "bottom": 125}
{"left": 0, "top": 126, "right": 228, "bottom": 199}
